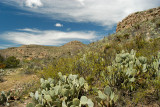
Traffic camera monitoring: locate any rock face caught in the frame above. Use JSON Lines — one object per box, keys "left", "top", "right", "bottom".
{"left": 116, "top": 7, "right": 160, "bottom": 32}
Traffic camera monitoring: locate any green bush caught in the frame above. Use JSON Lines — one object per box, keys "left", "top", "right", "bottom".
{"left": 0, "top": 55, "right": 4, "bottom": 63}
{"left": 5, "top": 56, "right": 20, "bottom": 68}
{"left": 156, "top": 19, "right": 160, "bottom": 28}
{"left": 0, "top": 55, "right": 6, "bottom": 69}
{"left": 22, "top": 59, "right": 45, "bottom": 74}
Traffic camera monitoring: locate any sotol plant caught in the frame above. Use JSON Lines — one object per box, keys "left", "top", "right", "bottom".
{"left": 29, "top": 72, "right": 94, "bottom": 107}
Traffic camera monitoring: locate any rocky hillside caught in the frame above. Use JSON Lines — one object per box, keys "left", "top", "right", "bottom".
{"left": 0, "top": 7, "right": 160, "bottom": 61}
{"left": 0, "top": 41, "right": 86, "bottom": 60}
{"left": 116, "top": 7, "right": 160, "bottom": 32}
{"left": 86, "top": 7, "right": 160, "bottom": 55}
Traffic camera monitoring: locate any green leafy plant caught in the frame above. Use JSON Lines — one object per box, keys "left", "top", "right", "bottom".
{"left": 0, "top": 55, "right": 6, "bottom": 69}
{"left": 5, "top": 56, "right": 20, "bottom": 68}
{"left": 0, "top": 55, "right": 4, "bottom": 63}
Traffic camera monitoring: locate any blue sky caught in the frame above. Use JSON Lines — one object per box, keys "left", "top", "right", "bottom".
{"left": 0, "top": 0, "right": 160, "bottom": 49}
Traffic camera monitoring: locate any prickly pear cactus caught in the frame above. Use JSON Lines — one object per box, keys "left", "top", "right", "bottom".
{"left": 0, "top": 91, "right": 10, "bottom": 106}
{"left": 95, "top": 86, "right": 118, "bottom": 107}
{"left": 29, "top": 72, "right": 93, "bottom": 107}
{"left": 101, "top": 50, "right": 160, "bottom": 91}
{"left": 151, "top": 52, "right": 160, "bottom": 78}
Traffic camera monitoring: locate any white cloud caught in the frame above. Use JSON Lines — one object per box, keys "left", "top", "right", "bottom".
{"left": 17, "top": 28, "right": 40, "bottom": 32}
{"left": 76, "top": 0, "right": 85, "bottom": 5}
{"left": 1, "top": 28, "right": 96, "bottom": 46}
{"left": 55, "top": 23, "right": 63, "bottom": 27}
{"left": 25, "top": 0, "right": 43, "bottom": 8}
{"left": 1, "top": 0, "right": 160, "bottom": 26}
{"left": 0, "top": 45, "right": 13, "bottom": 49}
{"left": 67, "top": 28, "right": 71, "bottom": 31}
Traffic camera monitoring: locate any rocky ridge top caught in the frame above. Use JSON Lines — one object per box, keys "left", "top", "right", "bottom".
{"left": 116, "top": 7, "right": 160, "bottom": 32}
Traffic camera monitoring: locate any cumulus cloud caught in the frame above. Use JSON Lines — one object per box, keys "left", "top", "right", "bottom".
{"left": 25, "top": 0, "right": 43, "bottom": 8}
{"left": 55, "top": 23, "right": 63, "bottom": 27}
{"left": 0, "top": 28, "right": 96, "bottom": 46}
{"left": 1, "top": 0, "right": 160, "bottom": 26}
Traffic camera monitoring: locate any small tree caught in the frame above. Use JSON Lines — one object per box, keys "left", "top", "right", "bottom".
{"left": 5, "top": 56, "right": 20, "bottom": 68}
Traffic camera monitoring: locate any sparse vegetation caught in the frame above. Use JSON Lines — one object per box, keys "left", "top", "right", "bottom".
{"left": 0, "top": 7, "right": 160, "bottom": 107}
{"left": 156, "top": 19, "right": 160, "bottom": 28}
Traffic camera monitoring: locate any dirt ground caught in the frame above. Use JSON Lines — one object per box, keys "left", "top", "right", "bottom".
{"left": 0, "top": 68, "right": 39, "bottom": 107}
{"left": 0, "top": 68, "right": 38, "bottom": 92}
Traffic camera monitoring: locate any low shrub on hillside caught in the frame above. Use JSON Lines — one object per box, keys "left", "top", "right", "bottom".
{"left": 5, "top": 56, "right": 20, "bottom": 68}
{"left": 0, "top": 55, "right": 20, "bottom": 69}
{"left": 0, "top": 55, "right": 6, "bottom": 69}
{"left": 41, "top": 51, "right": 107, "bottom": 87}
{"left": 0, "top": 63, "right": 6, "bottom": 69}
{"left": 22, "top": 59, "right": 46, "bottom": 74}
{"left": 0, "top": 69, "right": 5, "bottom": 82}
{"left": 156, "top": 19, "right": 160, "bottom": 28}
{"left": 0, "top": 55, "right": 4, "bottom": 63}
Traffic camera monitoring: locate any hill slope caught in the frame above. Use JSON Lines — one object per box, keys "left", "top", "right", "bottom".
{"left": 87, "top": 7, "right": 160, "bottom": 52}
{"left": 0, "top": 41, "right": 86, "bottom": 60}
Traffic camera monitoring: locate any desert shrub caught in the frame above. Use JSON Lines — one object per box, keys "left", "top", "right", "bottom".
{"left": 134, "top": 24, "right": 140, "bottom": 30}
{"left": 132, "top": 79, "right": 160, "bottom": 105}
{"left": 0, "top": 69, "right": 5, "bottom": 82}
{"left": 134, "top": 36, "right": 147, "bottom": 49}
{"left": 40, "top": 57, "right": 76, "bottom": 79}
{"left": 0, "top": 55, "right": 6, "bottom": 69}
{"left": 115, "top": 35, "right": 122, "bottom": 42}
{"left": 73, "top": 51, "right": 108, "bottom": 86}
{"left": 5, "top": 56, "right": 20, "bottom": 68}
{"left": 41, "top": 51, "right": 108, "bottom": 87}
{"left": 22, "top": 59, "right": 45, "bottom": 74}
{"left": 123, "top": 33, "right": 130, "bottom": 39}
{"left": 156, "top": 19, "right": 160, "bottom": 28}
{"left": 0, "top": 55, "right": 4, "bottom": 63}
{"left": 104, "top": 44, "right": 111, "bottom": 51}
{"left": 0, "top": 63, "right": 6, "bottom": 69}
